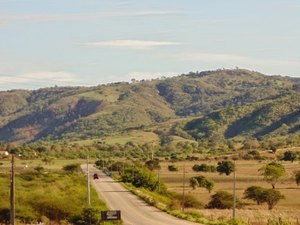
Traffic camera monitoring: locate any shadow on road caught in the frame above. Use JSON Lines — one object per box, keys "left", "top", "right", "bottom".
{"left": 103, "top": 190, "right": 130, "bottom": 193}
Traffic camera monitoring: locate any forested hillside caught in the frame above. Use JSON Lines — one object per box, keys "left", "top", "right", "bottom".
{"left": 0, "top": 69, "right": 299, "bottom": 144}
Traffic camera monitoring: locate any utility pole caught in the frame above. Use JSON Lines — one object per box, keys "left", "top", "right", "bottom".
{"left": 157, "top": 168, "right": 160, "bottom": 193}
{"left": 87, "top": 155, "right": 91, "bottom": 207}
{"left": 182, "top": 165, "right": 186, "bottom": 212}
{"left": 232, "top": 160, "right": 236, "bottom": 219}
{"left": 10, "top": 154, "right": 15, "bottom": 225}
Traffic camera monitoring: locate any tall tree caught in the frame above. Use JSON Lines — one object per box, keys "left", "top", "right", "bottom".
{"left": 260, "top": 162, "right": 286, "bottom": 189}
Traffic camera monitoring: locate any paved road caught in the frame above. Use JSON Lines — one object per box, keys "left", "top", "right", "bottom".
{"left": 82, "top": 165, "right": 201, "bottom": 225}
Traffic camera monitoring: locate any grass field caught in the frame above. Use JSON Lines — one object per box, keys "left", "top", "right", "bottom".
{"left": 159, "top": 160, "right": 300, "bottom": 224}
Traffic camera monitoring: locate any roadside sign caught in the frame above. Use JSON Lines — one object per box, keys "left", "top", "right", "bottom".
{"left": 101, "top": 210, "right": 121, "bottom": 221}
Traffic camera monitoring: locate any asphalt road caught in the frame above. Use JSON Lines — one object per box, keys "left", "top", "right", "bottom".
{"left": 82, "top": 165, "right": 201, "bottom": 225}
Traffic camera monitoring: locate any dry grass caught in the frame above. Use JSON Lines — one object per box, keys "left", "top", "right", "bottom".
{"left": 159, "top": 160, "right": 300, "bottom": 224}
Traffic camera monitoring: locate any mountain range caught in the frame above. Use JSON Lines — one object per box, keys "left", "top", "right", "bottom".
{"left": 0, "top": 69, "right": 299, "bottom": 144}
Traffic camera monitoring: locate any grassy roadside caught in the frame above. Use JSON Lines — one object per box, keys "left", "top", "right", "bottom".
{"left": 0, "top": 160, "right": 120, "bottom": 225}
{"left": 117, "top": 179, "right": 247, "bottom": 225}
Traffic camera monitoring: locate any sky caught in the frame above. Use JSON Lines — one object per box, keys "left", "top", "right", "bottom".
{"left": 0, "top": 0, "right": 300, "bottom": 90}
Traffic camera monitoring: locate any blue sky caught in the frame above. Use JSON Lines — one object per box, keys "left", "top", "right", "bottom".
{"left": 0, "top": 0, "right": 300, "bottom": 90}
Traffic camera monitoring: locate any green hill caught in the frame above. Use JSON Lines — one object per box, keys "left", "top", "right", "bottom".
{"left": 0, "top": 69, "right": 299, "bottom": 144}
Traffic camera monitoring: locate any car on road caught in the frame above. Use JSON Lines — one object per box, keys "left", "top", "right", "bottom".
{"left": 93, "top": 173, "right": 99, "bottom": 179}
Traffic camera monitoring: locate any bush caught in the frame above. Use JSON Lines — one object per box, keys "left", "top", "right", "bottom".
{"left": 192, "top": 163, "right": 216, "bottom": 172}
{"left": 121, "top": 166, "right": 166, "bottom": 193}
{"left": 295, "top": 170, "right": 300, "bottom": 186}
{"left": 168, "top": 164, "right": 178, "bottom": 171}
{"left": 206, "top": 191, "right": 241, "bottom": 209}
{"left": 63, "top": 164, "right": 81, "bottom": 173}
{"left": 71, "top": 207, "right": 101, "bottom": 225}
{"left": 0, "top": 208, "right": 10, "bottom": 224}
{"left": 169, "top": 193, "right": 203, "bottom": 209}
{"left": 145, "top": 159, "right": 160, "bottom": 171}
{"left": 34, "top": 166, "right": 44, "bottom": 173}
{"left": 281, "top": 151, "right": 297, "bottom": 162}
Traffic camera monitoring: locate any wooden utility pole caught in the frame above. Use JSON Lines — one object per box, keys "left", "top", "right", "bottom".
{"left": 87, "top": 155, "right": 91, "bottom": 207}
{"left": 157, "top": 168, "right": 160, "bottom": 193}
{"left": 10, "top": 154, "right": 15, "bottom": 225}
{"left": 232, "top": 160, "right": 236, "bottom": 219}
{"left": 182, "top": 165, "right": 186, "bottom": 212}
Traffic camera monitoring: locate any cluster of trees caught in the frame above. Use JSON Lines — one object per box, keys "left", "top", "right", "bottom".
{"left": 244, "top": 186, "right": 284, "bottom": 210}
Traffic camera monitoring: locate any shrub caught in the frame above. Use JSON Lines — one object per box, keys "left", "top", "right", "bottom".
{"left": 281, "top": 151, "right": 297, "bottom": 162}
{"left": 168, "top": 164, "right": 178, "bottom": 171}
{"left": 192, "top": 163, "right": 216, "bottom": 172}
{"left": 63, "top": 164, "right": 81, "bottom": 173}
{"left": 71, "top": 207, "right": 101, "bottom": 225}
{"left": 34, "top": 166, "right": 44, "bottom": 173}
{"left": 0, "top": 208, "right": 10, "bottom": 224}
{"left": 295, "top": 170, "right": 300, "bottom": 186}
{"left": 121, "top": 166, "right": 166, "bottom": 193}
{"left": 145, "top": 159, "right": 160, "bottom": 171}
{"left": 170, "top": 193, "right": 203, "bottom": 209}
{"left": 206, "top": 191, "right": 241, "bottom": 209}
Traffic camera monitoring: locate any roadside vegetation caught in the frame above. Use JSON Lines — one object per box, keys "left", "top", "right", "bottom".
{"left": 95, "top": 151, "right": 300, "bottom": 225}
{"left": 0, "top": 161, "right": 118, "bottom": 225}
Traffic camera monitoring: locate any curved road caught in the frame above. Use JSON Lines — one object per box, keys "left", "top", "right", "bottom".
{"left": 82, "top": 165, "right": 201, "bottom": 225}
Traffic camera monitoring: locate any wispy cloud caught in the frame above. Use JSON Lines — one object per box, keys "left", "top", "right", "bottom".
{"left": 178, "top": 52, "right": 300, "bottom": 69}
{"left": 0, "top": 10, "right": 180, "bottom": 25}
{"left": 0, "top": 71, "right": 77, "bottom": 85}
{"left": 81, "top": 40, "right": 181, "bottom": 50}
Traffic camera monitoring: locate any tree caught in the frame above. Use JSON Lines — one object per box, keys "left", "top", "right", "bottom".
{"left": 217, "top": 161, "right": 234, "bottom": 176}
{"left": 190, "top": 176, "right": 214, "bottom": 193}
{"left": 145, "top": 159, "right": 160, "bottom": 171}
{"left": 263, "top": 189, "right": 284, "bottom": 210}
{"left": 295, "top": 170, "right": 300, "bottom": 186}
{"left": 260, "top": 162, "right": 286, "bottom": 189}
{"left": 281, "top": 151, "right": 297, "bottom": 162}
{"left": 243, "top": 186, "right": 266, "bottom": 205}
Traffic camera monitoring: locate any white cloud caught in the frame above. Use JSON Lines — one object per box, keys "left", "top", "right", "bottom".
{"left": 0, "top": 71, "right": 77, "bottom": 85}
{"left": 81, "top": 40, "right": 181, "bottom": 50}
{"left": 128, "top": 71, "right": 179, "bottom": 80}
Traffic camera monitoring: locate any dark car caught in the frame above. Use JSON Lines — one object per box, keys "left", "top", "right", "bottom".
{"left": 93, "top": 173, "right": 99, "bottom": 179}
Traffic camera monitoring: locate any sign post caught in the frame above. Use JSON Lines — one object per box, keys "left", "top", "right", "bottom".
{"left": 101, "top": 210, "right": 121, "bottom": 223}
